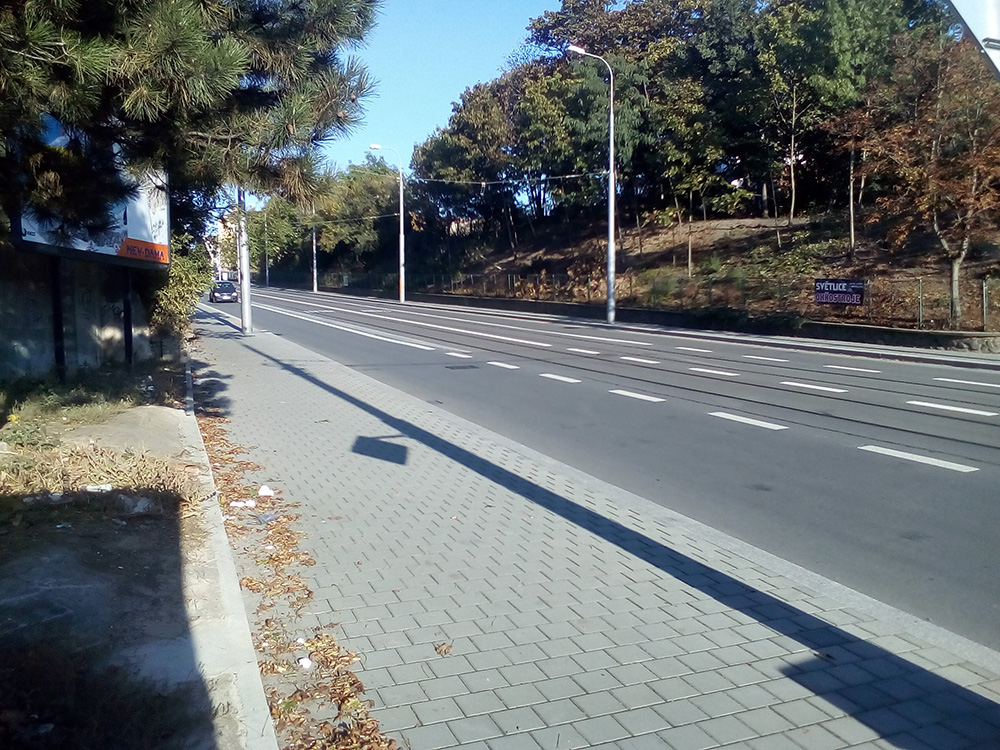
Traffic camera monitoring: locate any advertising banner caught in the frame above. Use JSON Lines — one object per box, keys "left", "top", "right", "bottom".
{"left": 814, "top": 279, "right": 865, "bottom": 306}
{"left": 17, "top": 115, "right": 170, "bottom": 268}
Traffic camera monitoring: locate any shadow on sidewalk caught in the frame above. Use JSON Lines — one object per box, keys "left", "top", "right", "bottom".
{"left": 223, "top": 332, "right": 998, "bottom": 749}
{"left": 0, "top": 487, "right": 217, "bottom": 750}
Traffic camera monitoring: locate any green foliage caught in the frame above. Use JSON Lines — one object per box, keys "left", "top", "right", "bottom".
{"left": 0, "top": 0, "right": 379, "bottom": 246}
{"left": 150, "top": 239, "right": 214, "bottom": 335}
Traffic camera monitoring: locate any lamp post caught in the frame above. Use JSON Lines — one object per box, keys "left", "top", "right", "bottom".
{"left": 370, "top": 144, "right": 406, "bottom": 303}
{"left": 568, "top": 44, "right": 616, "bottom": 324}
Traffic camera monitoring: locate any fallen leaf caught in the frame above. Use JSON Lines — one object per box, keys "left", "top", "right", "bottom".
{"left": 434, "top": 642, "right": 453, "bottom": 656}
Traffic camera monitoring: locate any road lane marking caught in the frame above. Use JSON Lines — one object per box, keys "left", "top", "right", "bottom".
{"left": 743, "top": 355, "right": 789, "bottom": 362}
{"left": 610, "top": 389, "right": 665, "bottom": 403}
{"left": 906, "top": 400, "right": 998, "bottom": 417}
{"left": 446, "top": 352, "right": 473, "bottom": 359}
{"left": 620, "top": 356, "right": 660, "bottom": 364}
{"left": 858, "top": 446, "right": 978, "bottom": 473}
{"left": 568, "top": 348, "right": 601, "bottom": 355}
{"left": 540, "top": 373, "right": 581, "bottom": 383}
{"left": 677, "top": 346, "right": 713, "bottom": 353}
{"left": 258, "top": 298, "right": 554, "bottom": 348}
{"left": 781, "top": 381, "right": 848, "bottom": 393}
{"left": 823, "top": 365, "right": 881, "bottom": 373}
{"left": 934, "top": 378, "right": 1000, "bottom": 389}
{"left": 317, "top": 301, "right": 655, "bottom": 346}
{"left": 709, "top": 412, "right": 789, "bottom": 430}
{"left": 253, "top": 304, "right": 437, "bottom": 350}
{"left": 488, "top": 361, "right": 519, "bottom": 370}
{"left": 690, "top": 367, "right": 739, "bottom": 377}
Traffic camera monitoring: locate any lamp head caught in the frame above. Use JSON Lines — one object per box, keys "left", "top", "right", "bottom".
{"left": 567, "top": 44, "right": 586, "bottom": 54}
{"left": 369, "top": 143, "right": 382, "bottom": 149}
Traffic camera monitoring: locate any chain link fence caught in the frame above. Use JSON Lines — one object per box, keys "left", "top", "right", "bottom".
{"left": 258, "top": 270, "right": 1000, "bottom": 332}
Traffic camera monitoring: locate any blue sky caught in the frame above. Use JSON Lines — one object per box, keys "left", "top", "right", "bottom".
{"left": 323, "top": 0, "right": 560, "bottom": 171}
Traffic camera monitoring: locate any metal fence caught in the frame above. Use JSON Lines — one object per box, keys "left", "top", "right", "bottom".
{"left": 256, "top": 270, "right": 1000, "bottom": 332}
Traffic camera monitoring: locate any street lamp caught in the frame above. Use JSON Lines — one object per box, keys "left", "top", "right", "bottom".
{"left": 370, "top": 144, "right": 406, "bottom": 303}
{"left": 568, "top": 44, "right": 616, "bottom": 324}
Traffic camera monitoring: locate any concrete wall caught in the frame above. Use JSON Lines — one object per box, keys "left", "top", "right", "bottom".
{"left": 0, "top": 244, "right": 153, "bottom": 380}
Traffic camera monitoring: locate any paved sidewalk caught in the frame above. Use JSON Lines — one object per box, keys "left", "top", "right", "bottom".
{"left": 195, "top": 311, "right": 1000, "bottom": 750}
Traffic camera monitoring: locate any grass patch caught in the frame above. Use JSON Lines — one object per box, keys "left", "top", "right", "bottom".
{"left": 0, "top": 362, "right": 184, "bottom": 448}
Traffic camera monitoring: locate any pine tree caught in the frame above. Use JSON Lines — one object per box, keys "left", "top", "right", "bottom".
{"left": 0, "top": 0, "right": 378, "bottom": 246}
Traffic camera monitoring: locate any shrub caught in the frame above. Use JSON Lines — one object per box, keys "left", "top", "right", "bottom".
{"left": 149, "top": 237, "right": 214, "bottom": 336}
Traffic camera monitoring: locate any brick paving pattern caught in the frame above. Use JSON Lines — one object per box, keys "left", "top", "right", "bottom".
{"left": 195, "top": 314, "right": 1000, "bottom": 749}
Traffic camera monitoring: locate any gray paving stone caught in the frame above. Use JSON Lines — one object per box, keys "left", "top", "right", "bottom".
{"left": 536, "top": 676, "right": 587, "bottom": 702}
{"left": 657, "top": 722, "right": 718, "bottom": 750}
{"left": 574, "top": 715, "right": 630, "bottom": 745}
{"left": 399, "top": 721, "right": 458, "bottom": 749}
{"left": 491, "top": 706, "right": 546, "bottom": 734}
{"left": 448, "top": 714, "right": 503, "bottom": 744}
{"left": 195, "top": 318, "right": 1000, "bottom": 750}
{"left": 420, "top": 675, "right": 468, "bottom": 700}
{"left": 412, "top": 697, "right": 464, "bottom": 725}
{"left": 615, "top": 706, "right": 672, "bottom": 735}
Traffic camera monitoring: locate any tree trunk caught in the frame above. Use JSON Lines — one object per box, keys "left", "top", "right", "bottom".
{"left": 950, "top": 254, "right": 963, "bottom": 326}
{"left": 687, "top": 192, "right": 694, "bottom": 279}
{"left": 788, "top": 85, "right": 798, "bottom": 224}
{"left": 848, "top": 142, "right": 856, "bottom": 261}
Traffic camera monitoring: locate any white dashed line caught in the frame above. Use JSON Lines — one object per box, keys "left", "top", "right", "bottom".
{"left": 610, "top": 389, "right": 665, "bottom": 403}
{"left": 540, "top": 373, "right": 582, "bottom": 384}
{"left": 906, "top": 401, "right": 998, "bottom": 417}
{"left": 858, "top": 445, "right": 979, "bottom": 473}
{"left": 690, "top": 368, "right": 739, "bottom": 377}
{"left": 781, "top": 381, "right": 848, "bottom": 393}
{"left": 253, "top": 304, "right": 436, "bottom": 350}
{"left": 823, "top": 365, "right": 881, "bottom": 373}
{"left": 743, "top": 355, "right": 789, "bottom": 362}
{"left": 620, "top": 356, "right": 660, "bottom": 364}
{"left": 568, "top": 348, "right": 601, "bottom": 355}
{"left": 934, "top": 378, "right": 1000, "bottom": 389}
{"left": 446, "top": 352, "right": 473, "bottom": 359}
{"left": 487, "top": 361, "right": 520, "bottom": 370}
{"left": 709, "top": 412, "right": 789, "bottom": 431}
{"left": 677, "top": 346, "right": 713, "bottom": 353}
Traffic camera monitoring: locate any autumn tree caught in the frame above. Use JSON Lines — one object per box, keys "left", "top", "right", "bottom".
{"left": 860, "top": 30, "right": 1000, "bottom": 324}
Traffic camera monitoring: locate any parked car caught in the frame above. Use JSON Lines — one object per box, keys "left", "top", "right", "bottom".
{"left": 210, "top": 280, "right": 239, "bottom": 303}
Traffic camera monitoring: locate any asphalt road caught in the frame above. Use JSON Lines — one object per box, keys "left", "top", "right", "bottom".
{"left": 205, "top": 289, "right": 1000, "bottom": 651}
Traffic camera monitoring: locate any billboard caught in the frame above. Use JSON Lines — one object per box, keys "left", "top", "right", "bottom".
{"left": 815, "top": 279, "right": 865, "bottom": 306}
{"left": 948, "top": 1, "right": 1000, "bottom": 78}
{"left": 16, "top": 116, "right": 170, "bottom": 268}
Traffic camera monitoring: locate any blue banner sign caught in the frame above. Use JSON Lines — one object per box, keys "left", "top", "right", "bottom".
{"left": 814, "top": 279, "right": 865, "bottom": 306}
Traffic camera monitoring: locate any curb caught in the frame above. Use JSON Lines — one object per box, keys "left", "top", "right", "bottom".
{"left": 180, "top": 354, "right": 279, "bottom": 750}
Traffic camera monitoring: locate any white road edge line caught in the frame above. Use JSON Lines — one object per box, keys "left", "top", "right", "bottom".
{"left": 253, "top": 303, "right": 437, "bottom": 350}
{"left": 690, "top": 367, "right": 740, "bottom": 377}
{"left": 568, "top": 348, "right": 601, "bottom": 355}
{"left": 487, "top": 361, "right": 519, "bottom": 370}
{"left": 446, "top": 352, "right": 474, "bottom": 359}
{"left": 610, "top": 389, "right": 665, "bottom": 403}
{"left": 858, "top": 445, "right": 979, "bottom": 473}
{"left": 677, "top": 346, "right": 713, "bottom": 353}
{"left": 781, "top": 381, "right": 848, "bottom": 393}
{"left": 743, "top": 355, "right": 789, "bottom": 362}
{"left": 620, "top": 356, "right": 660, "bottom": 364}
{"left": 540, "top": 373, "right": 582, "bottom": 384}
{"left": 906, "top": 400, "right": 998, "bottom": 417}
{"left": 823, "top": 365, "right": 881, "bottom": 373}
{"left": 934, "top": 378, "right": 1000, "bottom": 389}
{"left": 709, "top": 412, "right": 789, "bottom": 431}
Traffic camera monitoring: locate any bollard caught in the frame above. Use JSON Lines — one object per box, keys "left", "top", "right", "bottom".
{"left": 918, "top": 278, "right": 923, "bottom": 328}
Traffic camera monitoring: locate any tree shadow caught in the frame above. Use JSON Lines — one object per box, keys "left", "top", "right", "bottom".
{"left": 229, "top": 336, "right": 999, "bottom": 749}
{"left": 0, "top": 487, "right": 218, "bottom": 749}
